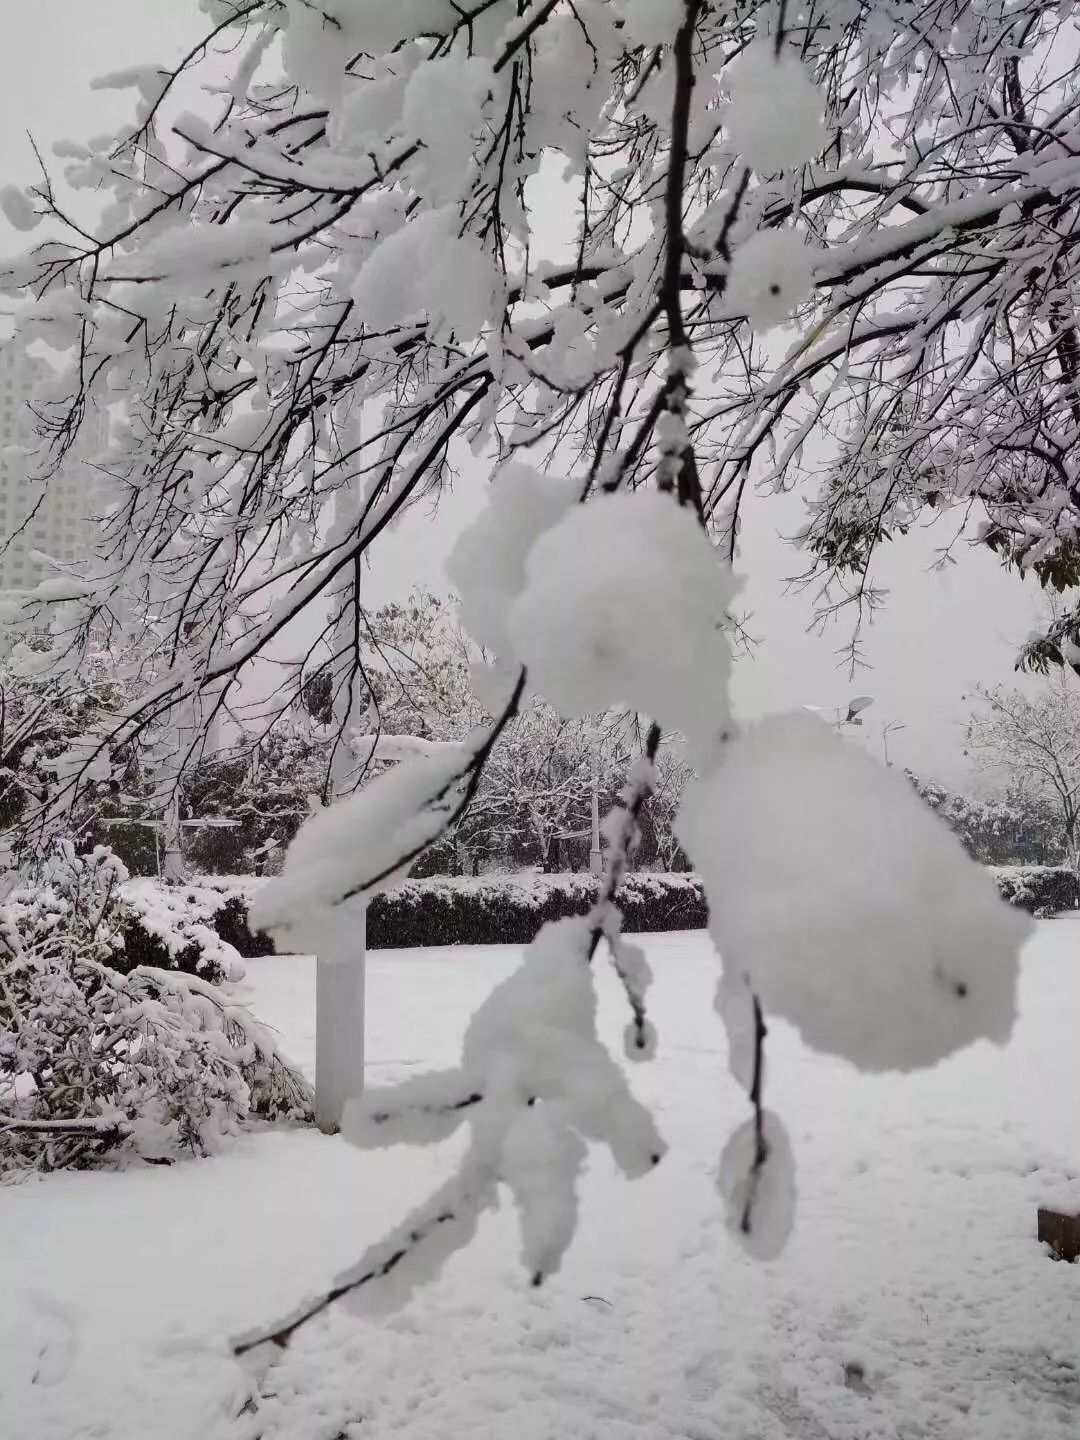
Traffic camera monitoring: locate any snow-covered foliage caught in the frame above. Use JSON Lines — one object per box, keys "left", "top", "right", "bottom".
{"left": 0, "top": 844, "right": 311, "bottom": 1174}
{"left": 119, "top": 876, "right": 248, "bottom": 982}
{"left": 909, "top": 771, "right": 1065, "bottom": 868}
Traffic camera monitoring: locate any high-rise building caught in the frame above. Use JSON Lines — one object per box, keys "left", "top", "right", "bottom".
{"left": 0, "top": 344, "right": 111, "bottom": 592}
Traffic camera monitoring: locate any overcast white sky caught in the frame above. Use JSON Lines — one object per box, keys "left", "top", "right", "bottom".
{"left": 0, "top": 3, "right": 1054, "bottom": 785}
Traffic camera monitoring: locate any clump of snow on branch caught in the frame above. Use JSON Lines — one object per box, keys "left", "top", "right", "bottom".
{"left": 717, "top": 1110, "right": 796, "bottom": 1261}
{"left": 678, "top": 711, "right": 1030, "bottom": 1072}
{"left": 725, "top": 229, "right": 815, "bottom": 330}
{"left": 508, "top": 491, "right": 738, "bottom": 769}
{"left": 402, "top": 56, "right": 493, "bottom": 203}
{"left": 724, "top": 43, "right": 826, "bottom": 173}
{"left": 251, "top": 746, "right": 471, "bottom": 952}
{"left": 350, "top": 209, "right": 504, "bottom": 339}
{"left": 235, "top": 921, "right": 664, "bottom": 1343}
{"left": 446, "top": 462, "right": 576, "bottom": 660}
{"left": 0, "top": 184, "right": 39, "bottom": 233}
{"left": 333, "top": 920, "right": 665, "bottom": 1302}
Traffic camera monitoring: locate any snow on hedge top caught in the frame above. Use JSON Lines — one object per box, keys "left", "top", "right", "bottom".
{"left": 677, "top": 711, "right": 1029, "bottom": 1072}
{"left": 447, "top": 462, "right": 576, "bottom": 659}
{"left": 251, "top": 747, "right": 469, "bottom": 950}
{"left": 508, "top": 490, "right": 738, "bottom": 769}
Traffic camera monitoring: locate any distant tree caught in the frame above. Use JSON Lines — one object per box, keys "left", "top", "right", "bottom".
{"left": 907, "top": 771, "right": 1064, "bottom": 868}
{"left": 638, "top": 742, "right": 696, "bottom": 871}
{"left": 966, "top": 681, "right": 1080, "bottom": 870}
{"left": 0, "top": 645, "right": 158, "bottom": 874}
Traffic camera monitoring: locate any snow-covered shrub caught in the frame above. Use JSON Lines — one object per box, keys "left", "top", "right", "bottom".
{"left": 0, "top": 846, "right": 311, "bottom": 1174}
{"left": 992, "top": 866, "right": 1080, "bottom": 916}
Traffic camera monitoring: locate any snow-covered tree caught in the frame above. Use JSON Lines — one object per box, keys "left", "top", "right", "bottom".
{"left": 0, "top": 0, "right": 1048, "bottom": 1347}
{"left": 0, "top": 644, "right": 163, "bottom": 873}
{"left": 3, "top": 2, "right": 1080, "bottom": 760}
{"left": 966, "top": 680, "right": 1080, "bottom": 871}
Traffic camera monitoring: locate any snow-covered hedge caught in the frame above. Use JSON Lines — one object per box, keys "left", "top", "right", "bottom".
{"left": 175, "top": 858, "right": 1080, "bottom": 961}
{"left": 117, "top": 866, "right": 1074, "bottom": 963}
{"left": 192, "top": 872, "right": 705, "bottom": 953}
{"left": 365, "top": 873, "right": 708, "bottom": 949}
{"left": 991, "top": 866, "right": 1080, "bottom": 917}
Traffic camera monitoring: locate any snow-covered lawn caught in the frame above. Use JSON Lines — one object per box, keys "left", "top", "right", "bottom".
{"left": 2, "top": 924, "right": 1078, "bottom": 1440}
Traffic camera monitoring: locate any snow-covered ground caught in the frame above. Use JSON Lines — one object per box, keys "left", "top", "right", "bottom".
{"left": 2, "top": 924, "right": 1078, "bottom": 1440}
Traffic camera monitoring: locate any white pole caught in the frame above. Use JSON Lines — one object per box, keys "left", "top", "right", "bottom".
{"left": 589, "top": 736, "right": 603, "bottom": 876}
{"left": 315, "top": 898, "right": 366, "bottom": 1133}
{"left": 162, "top": 688, "right": 195, "bottom": 883}
{"left": 314, "top": 552, "right": 367, "bottom": 1133}
{"left": 161, "top": 789, "right": 185, "bottom": 881}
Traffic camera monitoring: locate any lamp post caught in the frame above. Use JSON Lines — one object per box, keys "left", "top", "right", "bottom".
{"left": 881, "top": 720, "right": 905, "bottom": 767}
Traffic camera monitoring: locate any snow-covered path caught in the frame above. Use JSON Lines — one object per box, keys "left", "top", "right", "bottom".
{"left": 1, "top": 925, "right": 1078, "bottom": 1440}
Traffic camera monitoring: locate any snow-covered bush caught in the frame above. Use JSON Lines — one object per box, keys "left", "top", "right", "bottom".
{"left": 118, "top": 877, "right": 248, "bottom": 983}
{"left": 0, "top": 845, "right": 311, "bottom": 1174}
{"left": 992, "top": 866, "right": 1080, "bottom": 917}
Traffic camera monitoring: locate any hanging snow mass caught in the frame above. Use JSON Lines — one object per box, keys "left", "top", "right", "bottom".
{"left": 446, "top": 462, "right": 576, "bottom": 659}
{"left": 717, "top": 1111, "right": 796, "bottom": 1261}
{"left": 506, "top": 489, "right": 739, "bottom": 770}
{"left": 724, "top": 43, "right": 826, "bottom": 173}
{"left": 726, "top": 228, "right": 815, "bottom": 330}
{"left": 251, "top": 747, "right": 470, "bottom": 952}
{"left": 677, "top": 711, "right": 1030, "bottom": 1072}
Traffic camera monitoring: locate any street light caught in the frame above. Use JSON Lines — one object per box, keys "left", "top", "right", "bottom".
{"left": 802, "top": 695, "right": 875, "bottom": 731}
{"left": 842, "top": 695, "right": 875, "bottom": 727}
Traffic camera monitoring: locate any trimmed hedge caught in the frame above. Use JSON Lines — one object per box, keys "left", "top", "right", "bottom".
{"left": 181, "top": 872, "right": 706, "bottom": 955}
{"left": 364, "top": 873, "right": 707, "bottom": 949}
{"left": 114, "top": 864, "right": 1078, "bottom": 963}
{"left": 991, "top": 865, "right": 1080, "bottom": 916}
